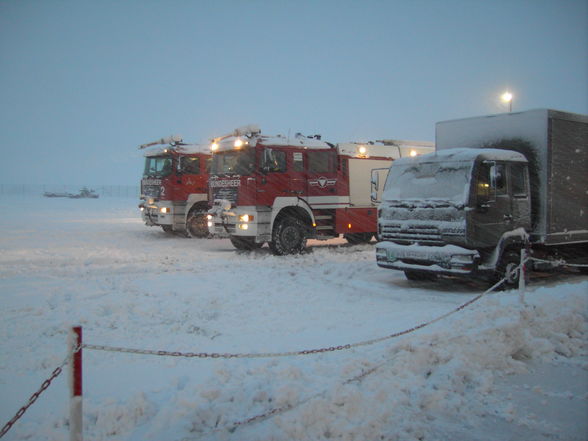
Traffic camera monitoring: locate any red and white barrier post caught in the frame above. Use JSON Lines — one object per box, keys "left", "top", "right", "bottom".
{"left": 69, "top": 326, "right": 83, "bottom": 441}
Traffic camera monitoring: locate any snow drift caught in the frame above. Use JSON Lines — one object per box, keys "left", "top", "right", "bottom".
{"left": 0, "top": 195, "right": 586, "bottom": 441}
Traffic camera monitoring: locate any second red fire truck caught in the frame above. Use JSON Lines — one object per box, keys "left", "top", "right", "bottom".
{"left": 207, "top": 125, "right": 434, "bottom": 254}
{"left": 139, "top": 135, "right": 211, "bottom": 237}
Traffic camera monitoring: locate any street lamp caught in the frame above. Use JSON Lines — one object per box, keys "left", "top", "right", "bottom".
{"left": 501, "top": 91, "right": 513, "bottom": 112}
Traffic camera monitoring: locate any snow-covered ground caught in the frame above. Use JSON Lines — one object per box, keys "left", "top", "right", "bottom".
{"left": 0, "top": 195, "right": 586, "bottom": 441}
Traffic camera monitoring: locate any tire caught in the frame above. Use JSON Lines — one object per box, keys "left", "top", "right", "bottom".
{"left": 404, "top": 270, "right": 438, "bottom": 281}
{"left": 269, "top": 216, "right": 307, "bottom": 255}
{"left": 344, "top": 232, "right": 374, "bottom": 245}
{"left": 230, "top": 236, "right": 263, "bottom": 251}
{"left": 495, "top": 250, "right": 526, "bottom": 289}
{"left": 186, "top": 209, "right": 208, "bottom": 238}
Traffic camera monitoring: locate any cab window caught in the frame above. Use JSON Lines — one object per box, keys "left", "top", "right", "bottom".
{"left": 476, "top": 162, "right": 492, "bottom": 200}
{"left": 476, "top": 162, "right": 508, "bottom": 200}
{"left": 292, "top": 152, "right": 304, "bottom": 172}
{"left": 510, "top": 164, "right": 528, "bottom": 197}
{"left": 491, "top": 163, "right": 507, "bottom": 195}
{"left": 262, "top": 149, "right": 287, "bottom": 173}
{"left": 308, "top": 151, "right": 336, "bottom": 173}
{"left": 144, "top": 156, "right": 173, "bottom": 177}
{"left": 179, "top": 157, "right": 200, "bottom": 174}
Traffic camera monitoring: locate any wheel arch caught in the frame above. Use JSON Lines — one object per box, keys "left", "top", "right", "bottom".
{"left": 487, "top": 228, "right": 530, "bottom": 269}
{"left": 184, "top": 195, "right": 210, "bottom": 238}
{"left": 185, "top": 194, "right": 209, "bottom": 221}
{"left": 270, "top": 197, "right": 314, "bottom": 233}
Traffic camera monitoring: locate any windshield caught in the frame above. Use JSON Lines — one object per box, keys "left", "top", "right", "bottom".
{"left": 383, "top": 159, "right": 473, "bottom": 203}
{"left": 143, "top": 156, "right": 173, "bottom": 178}
{"left": 210, "top": 148, "right": 255, "bottom": 175}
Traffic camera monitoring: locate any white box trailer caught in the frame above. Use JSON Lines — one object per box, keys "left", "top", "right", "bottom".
{"left": 436, "top": 109, "right": 588, "bottom": 246}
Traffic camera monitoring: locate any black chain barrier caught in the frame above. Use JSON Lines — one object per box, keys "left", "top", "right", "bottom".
{"left": 0, "top": 362, "right": 67, "bottom": 438}
{"left": 82, "top": 284, "right": 496, "bottom": 359}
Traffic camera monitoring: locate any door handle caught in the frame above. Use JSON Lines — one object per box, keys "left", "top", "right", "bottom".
{"left": 503, "top": 214, "right": 513, "bottom": 221}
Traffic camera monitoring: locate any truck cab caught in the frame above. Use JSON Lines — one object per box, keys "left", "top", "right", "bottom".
{"left": 207, "top": 130, "right": 344, "bottom": 253}
{"left": 139, "top": 141, "right": 211, "bottom": 237}
{"left": 377, "top": 109, "right": 587, "bottom": 288}
{"left": 376, "top": 148, "right": 530, "bottom": 283}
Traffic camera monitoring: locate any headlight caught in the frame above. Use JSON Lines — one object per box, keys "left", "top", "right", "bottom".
{"left": 238, "top": 223, "right": 249, "bottom": 230}
{"left": 160, "top": 207, "right": 170, "bottom": 214}
{"left": 206, "top": 214, "right": 213, "bottom": 220}
{"left": 238, "top": 214, "right": 253, "bottom": 222}
{"left": 376, "top": 247, "right": 389, "bottom": 260}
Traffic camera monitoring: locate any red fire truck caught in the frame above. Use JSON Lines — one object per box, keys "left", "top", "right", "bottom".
{"left": 139, "top": 135, "right": 211, "bottom": 237}
{"left": 207, "top": 125, "right": 434, "bottom": 254}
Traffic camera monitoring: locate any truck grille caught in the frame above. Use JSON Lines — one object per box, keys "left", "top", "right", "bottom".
{"left": 142, "top": 184, "right": 161, "bottom": 198}
{"left": 380, "top": 223, "right": 444, "bottom": 245}
{"left": 212, "top": 187, "right": 238, "bottom": 205}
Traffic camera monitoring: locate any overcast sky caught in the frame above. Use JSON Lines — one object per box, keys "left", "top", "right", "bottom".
{"left": 1, "top": 0, "right": 587, "bottom": 185}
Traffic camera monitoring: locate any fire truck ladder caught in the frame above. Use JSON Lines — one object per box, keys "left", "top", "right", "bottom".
{"left": 138, "top": 135, "right": 183, "bottom": 149}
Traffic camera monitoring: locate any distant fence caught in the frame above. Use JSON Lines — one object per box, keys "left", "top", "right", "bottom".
{"left": 0, "top": 184, "right": 140, "bottom": 198}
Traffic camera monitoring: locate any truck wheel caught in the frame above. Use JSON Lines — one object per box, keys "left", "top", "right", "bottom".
{"left": 230, "top": 236, "right": 263, "bottom": 251}
{"left": 495, "top": 250, "right": 525, "bottom": 289}
{"left": 404, "top": 270, "right": 437, "bottom": 281}
{"left": 186, "top": 210, "right": 208, "bottom": 238}
{"left": 269, "top": 217, "right": 307, "bottom": 255}
{"left": 344, "top": 233, "right": 374, "bottom": 244}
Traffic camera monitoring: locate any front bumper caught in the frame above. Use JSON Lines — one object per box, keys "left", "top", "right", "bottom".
{"left": 375, "top": 241, "right": 480, "bottom": 275}
{"left": 140, "top": 202, "right": 173, "bottom": 226}
{"left": 207, "top": 202, "right": 265, "bottom": 239}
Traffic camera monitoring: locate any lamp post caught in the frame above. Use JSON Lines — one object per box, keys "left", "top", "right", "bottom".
{"left": 501, "top": 91, "right": 513, "bottom": 112}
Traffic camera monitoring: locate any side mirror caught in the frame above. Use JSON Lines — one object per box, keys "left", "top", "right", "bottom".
{"left": 371, "top": 170, "right": 380, "bottom": 191}
{"left": 261, "top": 148, "right": 273, "bottom": 174}
{"left": 176, "top": 158, "right": 184, "bottom": 175}
{"left": 370, "top": 168, "right": 389, "bottom": 204}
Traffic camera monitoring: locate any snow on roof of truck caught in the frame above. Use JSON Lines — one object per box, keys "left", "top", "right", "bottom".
{"left": 212, "top": 131, "right": 334, "bottom": 152}
{"left": 393, "top": 147, "right": 527, "bottom": 166}
{"left": 257, "top": 133, "right": 334, "bottom": 148}
{"left": 337, "top": 140, "right": 434, "bottom": 159}
{"left": 436, "top": 108, "right": 588, "bottom": 126}
{"left": 212, "top": 127, "right": 435, "bottom": 159}
{"left": 143, "top": 143, "right": 210, "bottom": 157}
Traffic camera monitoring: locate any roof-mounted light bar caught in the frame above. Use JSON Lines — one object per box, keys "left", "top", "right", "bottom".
{"left": 210, "top": 125, "right": 261, "bottom": 151}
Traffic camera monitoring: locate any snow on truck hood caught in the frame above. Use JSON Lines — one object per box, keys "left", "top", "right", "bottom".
{"left": 382, "top": 148, "right": 527, "bottom": 207}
